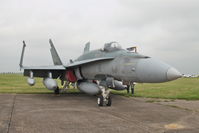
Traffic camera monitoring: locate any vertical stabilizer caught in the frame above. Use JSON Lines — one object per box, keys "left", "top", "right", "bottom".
{"left": 84, "top": 42, "right": 90, "bottom": 54}
{"left": 49, "top": 39, "right": 63, "bottom": 65}
{"left": 19, "top": 41, "right": 26, "bottom": 70}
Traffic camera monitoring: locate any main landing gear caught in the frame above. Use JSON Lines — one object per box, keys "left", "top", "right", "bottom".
{"left": 126, "top": 82, "right": 135, "bottom": 95}
{"left": 54, "top": 87, "right": 60, "bottom": 95}
{"left": 97, "top": 87, "right": 112, "bottom": 106}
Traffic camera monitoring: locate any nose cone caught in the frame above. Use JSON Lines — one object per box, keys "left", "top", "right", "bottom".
{"left": 167, "top": 67, "right": 182, "bottom": 81}
{"left": 135, "top": 58, "right": 181, "bottom": 83}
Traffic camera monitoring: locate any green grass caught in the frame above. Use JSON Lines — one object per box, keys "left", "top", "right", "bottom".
{"left": 0, "top": 74, "right": 199, "bottom": 100}
{"left": 0, "top": 74, "right": 51, "bottom": 94}
{"left": 112, "top": 78, "right": 199, "bottom": 100}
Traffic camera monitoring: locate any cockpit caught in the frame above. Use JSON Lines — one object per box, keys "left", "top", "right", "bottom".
{"left": 103, "top": 42, "right": 122, "bottom": 51}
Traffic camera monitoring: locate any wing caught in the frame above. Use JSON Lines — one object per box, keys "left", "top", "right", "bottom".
{"left": 23, "top": 65, "right": 66, "bottom": 70}
{"left": 19, "top": 40, "right": 114, "bottom": 79}
{"left": 23, "top": 57, "right": 114, "bottom": 78}
{"left": 23, "top": 65, "right": 66, "bottom": 78}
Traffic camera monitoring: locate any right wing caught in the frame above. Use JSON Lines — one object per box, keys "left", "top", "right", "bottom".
{"left": 22, "top": 57, "right": 114, "bottom": 78}
{"left": 20, "top": 40, "right": 114, "bottom": 79}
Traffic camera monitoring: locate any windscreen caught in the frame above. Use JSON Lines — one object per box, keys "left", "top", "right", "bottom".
{"left": 104, "top": 42, "right": 122, "bottom": 51}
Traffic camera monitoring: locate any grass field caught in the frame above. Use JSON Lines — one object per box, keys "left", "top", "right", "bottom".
{"left": 0, "top": 74, "right": 199, "bottom": 100}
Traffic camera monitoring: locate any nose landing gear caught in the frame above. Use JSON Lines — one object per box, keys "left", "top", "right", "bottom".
{"left": 97, "top": 86, "right": 112, "bottom": 106}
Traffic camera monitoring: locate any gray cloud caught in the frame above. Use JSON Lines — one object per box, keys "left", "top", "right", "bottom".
{"left": 0, "top": 0, "right": 198, "bottom": 74}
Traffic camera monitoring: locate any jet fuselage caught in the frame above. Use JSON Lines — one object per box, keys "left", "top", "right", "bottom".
{"left": 74, "top": 48, "right": 181, "bottom": 83}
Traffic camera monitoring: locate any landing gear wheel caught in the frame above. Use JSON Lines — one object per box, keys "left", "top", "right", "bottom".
{"left": 54, "top": 87, "right": 60, "bottom": 95}
{"left": 97, "top": 95, "right": 104, "bottom": 106}
{"left": 106, "top": 95, "right": 112, "bottom": 106}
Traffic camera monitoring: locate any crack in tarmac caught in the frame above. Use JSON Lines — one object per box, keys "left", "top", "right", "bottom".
{"left": 7, "top": 94, "right": 16, "bottom": 133}
{"left": 98, "top": 108, "right": 154, "bottom": 133}
{"left": 162, "top": 104, "right": 199, "bottom": 113}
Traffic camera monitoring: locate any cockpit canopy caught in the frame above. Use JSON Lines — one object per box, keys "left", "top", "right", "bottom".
{"left": 103, "top": 42, "right": 122, "bottom": 51}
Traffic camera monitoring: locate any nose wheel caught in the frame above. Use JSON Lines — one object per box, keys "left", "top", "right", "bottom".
{"left": 97, "top": 87, "right": 112, "bottom": 106}
{"left": 97, "top": 95, "right": 104, "bottom": 106}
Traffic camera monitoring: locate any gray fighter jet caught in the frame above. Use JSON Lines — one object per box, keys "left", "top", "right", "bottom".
{"left": 20, "top": 40, "right": 182, "bottom": 106}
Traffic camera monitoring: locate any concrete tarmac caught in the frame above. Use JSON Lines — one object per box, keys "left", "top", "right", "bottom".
{"left": 0, "top": 94, "right": 199, "bottom": 133}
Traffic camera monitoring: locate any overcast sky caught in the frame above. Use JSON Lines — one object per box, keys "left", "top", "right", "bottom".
{"left": 0, "top": 0, "right": 198, "bottom": 74}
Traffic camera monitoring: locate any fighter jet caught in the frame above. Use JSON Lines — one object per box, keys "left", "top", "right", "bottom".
{"left": 19, "top": 40, "right": 182, "bottom": 106}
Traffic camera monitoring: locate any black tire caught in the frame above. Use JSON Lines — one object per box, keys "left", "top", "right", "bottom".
{"left": 126, "top": 85, "right": 130, "bottom": 94}
{"left": 131, "top": 86, "right": 134, "bottom": 95}
{"left": 106, "top": 95, "right": 112, "bottom": 106}
{"left": 97, "top": 95, "right": 104, "bottom": 106}
{"left": 54, "top": 87, "right": 60, "bottom": 95}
